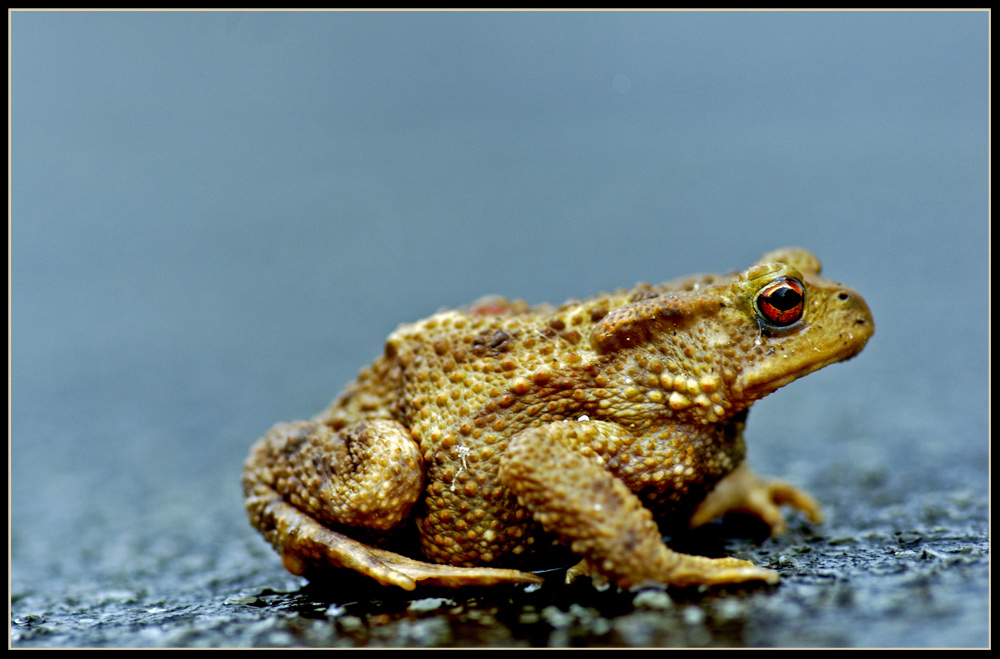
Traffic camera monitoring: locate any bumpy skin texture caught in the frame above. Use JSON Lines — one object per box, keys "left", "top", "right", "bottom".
{"left": 243, "top": 248, "right": 874, "bottom": 590}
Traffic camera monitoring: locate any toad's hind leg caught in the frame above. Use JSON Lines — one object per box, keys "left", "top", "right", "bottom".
{"left": 243, "top": 420, "right": 541, "bottom": 589}
{"left": 499, "top": 426, "right": 779, "bottom": 589}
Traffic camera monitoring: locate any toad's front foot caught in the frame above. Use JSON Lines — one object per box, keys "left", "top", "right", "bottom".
{"left": 689, "top": 463, "right": 823, "bottom": 535}
{"left": 500, "top": 424, "right": 780, "bottom": 590}
{"left": 564, "top": 555, "right": 777, "bottom": 589}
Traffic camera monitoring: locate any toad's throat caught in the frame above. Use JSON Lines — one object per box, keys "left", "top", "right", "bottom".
{"left": 735, "top": 333, "right": 870, "bottom": 400}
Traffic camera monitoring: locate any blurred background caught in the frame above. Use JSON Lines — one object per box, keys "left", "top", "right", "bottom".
{"left": 11, "top": 11, "right": 987, "bottom": 647}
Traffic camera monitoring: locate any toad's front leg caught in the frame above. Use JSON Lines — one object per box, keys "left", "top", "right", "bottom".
{"left": 243, "top": 420, "right": 542, "bottom": 589}
{"left": 498, "top": 422, "right": 779, "bottom": 589}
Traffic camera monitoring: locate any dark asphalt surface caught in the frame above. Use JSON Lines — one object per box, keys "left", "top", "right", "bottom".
{"left": 12, "top": 11, "right": 988, "bottom": 648}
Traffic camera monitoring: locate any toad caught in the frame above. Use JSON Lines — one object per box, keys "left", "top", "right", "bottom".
{"left": 243, "top": 247, "right": 873, "bottom": 590}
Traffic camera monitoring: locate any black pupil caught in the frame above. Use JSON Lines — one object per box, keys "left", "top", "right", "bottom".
{"left": 767, "top": 285, "right": 801, "bottom": 311}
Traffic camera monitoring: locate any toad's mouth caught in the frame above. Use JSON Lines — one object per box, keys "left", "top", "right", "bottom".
{"left": 734, "top": 287, "right": 874, "bottom": 401}
{"left": 735, "top": 335, "right": 869, "bottom": 400}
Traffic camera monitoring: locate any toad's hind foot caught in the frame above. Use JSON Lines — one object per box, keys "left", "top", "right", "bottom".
{"left": 242, "top": 420, "right": 542, "bottom": 589}
{"left": 259, "top": 496, "right": 542, "bottom": 590}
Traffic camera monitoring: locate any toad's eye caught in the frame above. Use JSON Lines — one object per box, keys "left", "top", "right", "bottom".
{"left": 755, "top": 278, "right": 805, "bottom": 327}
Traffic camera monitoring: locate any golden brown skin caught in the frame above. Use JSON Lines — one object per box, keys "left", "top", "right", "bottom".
{"left": 243, "top": 248, "right": 873, "bottom": 590}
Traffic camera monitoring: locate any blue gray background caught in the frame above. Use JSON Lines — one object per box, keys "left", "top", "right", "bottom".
{"left": 12, "top": 11, "right": 988, "bottom": 648}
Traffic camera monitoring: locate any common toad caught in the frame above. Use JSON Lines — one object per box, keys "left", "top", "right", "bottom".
{"left": 243, "top": 248, "right": 873, "bottom": 590}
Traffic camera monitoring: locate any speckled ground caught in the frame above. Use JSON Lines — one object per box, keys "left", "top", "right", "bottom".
{"left": 11, "top": 447, "right": 988, "bottom": 648}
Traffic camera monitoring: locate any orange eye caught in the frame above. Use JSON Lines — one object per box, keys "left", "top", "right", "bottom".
{"left": 755, "top": 278, "right": 805, "bottom": 327}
